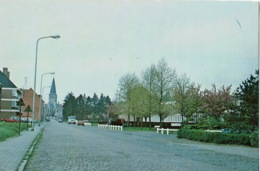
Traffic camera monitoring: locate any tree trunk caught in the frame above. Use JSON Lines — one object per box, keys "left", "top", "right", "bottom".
{"left": 149, "top": 114, "right": 152, "bottom": 130}
{"left": 159, "top": 114, "right": 162, "bottom": 127}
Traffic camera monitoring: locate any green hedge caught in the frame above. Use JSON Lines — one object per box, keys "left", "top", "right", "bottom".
{"left": 250, "top": 131, "right": 259, "bottom": 147}
{"left": 177, "top": 129, "right": 251, "bottom": 146}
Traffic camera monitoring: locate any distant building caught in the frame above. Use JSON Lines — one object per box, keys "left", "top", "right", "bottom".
{"left": 21, "top": 88, "right": 43, "bottom": 121}
{"left": 0, "top": 68, "right": 23, "bottom": 119}
{"left": 47, "top": 78, "right": 63, "bottom": 119}
{"left": 49, "top": 78, "right": 57, "bottom": 116}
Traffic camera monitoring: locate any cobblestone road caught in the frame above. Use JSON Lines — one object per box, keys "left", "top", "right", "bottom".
{"left": 25, "top": 121, "right": 259, "bottom": 171}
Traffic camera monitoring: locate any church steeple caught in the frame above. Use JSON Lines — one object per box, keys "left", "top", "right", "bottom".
{"left": 50, "top": 78, "right": 56, "bottom": 94}
{"left": 49, "top": 78, "right": 57, "bottom": 116}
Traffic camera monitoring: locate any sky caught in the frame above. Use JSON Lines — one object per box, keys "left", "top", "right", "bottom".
{"left": 0, "top": 0, "right": 259, "bottom": 104}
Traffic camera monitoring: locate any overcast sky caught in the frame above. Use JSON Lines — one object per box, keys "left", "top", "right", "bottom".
{"left": 0, "top": 0, "right": 258, "bottom": 103}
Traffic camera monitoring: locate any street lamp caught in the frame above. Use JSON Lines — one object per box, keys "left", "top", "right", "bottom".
{"left": 32, "top": 35, "right": 60, "bottom": 131}
{"left": 39, "top": 72, "right": 54, "bottom": 123}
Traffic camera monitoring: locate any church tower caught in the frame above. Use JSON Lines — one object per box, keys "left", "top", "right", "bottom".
{"left": 49, "top": 78, "right": 57, "bottom": 115}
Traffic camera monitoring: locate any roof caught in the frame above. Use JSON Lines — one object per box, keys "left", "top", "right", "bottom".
{"left": 0, "top": 71, "right": 17, "bottom": 88}
{"left": 50, "top": 78, "right": 56, "bottom": 94}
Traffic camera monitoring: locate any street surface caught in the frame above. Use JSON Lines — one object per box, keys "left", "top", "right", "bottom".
{"left": 25, "top": 120, "right": 259, "bottom": 171}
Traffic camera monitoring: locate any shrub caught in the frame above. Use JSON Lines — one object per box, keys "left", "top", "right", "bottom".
{"left": 250, "top": 131, "right": 259, "bottom": 147}
{"left": 177, "top": 129, "right": 251, "bottom": 146}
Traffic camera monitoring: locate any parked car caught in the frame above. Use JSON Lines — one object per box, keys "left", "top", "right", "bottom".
{"left": 0, "top": 118, "right": 18, "bottom": 122}
{"left": 58, "top": 119, "right": 63, "bottom": 123}
{"left": 77, "top": 120, "right": 84, "bottom": 126}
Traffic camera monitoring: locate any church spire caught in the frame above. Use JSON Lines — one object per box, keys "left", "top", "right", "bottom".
{"left": 50, "top": 78, "right": 56, "bottom": 94}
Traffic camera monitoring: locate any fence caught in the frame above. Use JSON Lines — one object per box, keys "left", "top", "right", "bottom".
{"left": 84, "top": 123, "right": 91, "bottom": 126}
{"left": 157, "top": 128, "right": 178, "bottom": 135}
{"left": 204, "top": 130, "right": 222, "bottom": 133}
{"left": 98, "top": 124, "right": 123, "bottom": 131}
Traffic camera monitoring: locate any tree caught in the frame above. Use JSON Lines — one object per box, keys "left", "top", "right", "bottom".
{"left": 141, "top": 64, "right": 158, "bottom": 129}
{"left": 154, "top": 58, "right": 176, "bottom": 125}
{"left": 92, "top": 93, "right": 99, "bottom": 119}
{"left": 129, "top": 85, "right": 150, "bottom": 127}
{"left": 185, "top": 84, "right": 203, "bottom": 122}
{"left": 201, "top": 84, "right": 232, "bottom": 127}
{"left": 225, "top": 70, "right": 259, "bottom": 132}
{"left": 172, "top": 74, "right": 191, "bottom": 123}
{"left": 118, "top": 73, "right": 139, "bottom": 123}
{"left": 172, "top": 74, "right": 203, "bottom": 124}
{"left": 76, "top": 94, "right": 86, "bottom": 120}
{"left": 106, "top": 101, "right": 118, "bottom": 122}
{"left": 62, "top": 92, "right": 77, "bottom": 119}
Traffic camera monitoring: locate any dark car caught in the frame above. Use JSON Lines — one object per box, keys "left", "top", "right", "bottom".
{"left": 58, "top": 119, "right": 63, "bottom": 123}
{"left": 77, "top": 120, "right": 84, "bottom": 126}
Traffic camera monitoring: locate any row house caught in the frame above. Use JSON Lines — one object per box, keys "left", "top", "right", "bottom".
{"left": 0, "top": 68, "right": 23, "bottom": 119}
{"left": 0, "top": 68, "right": 43, "bottom": 121}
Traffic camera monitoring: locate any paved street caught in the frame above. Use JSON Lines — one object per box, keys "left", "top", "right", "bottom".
{"left": 25, "top": 121, "right": 259, "bottom": 171}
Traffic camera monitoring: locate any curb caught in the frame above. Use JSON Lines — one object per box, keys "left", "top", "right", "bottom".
{"left": 17, "top": 126, "right": 45, "bottom": 171}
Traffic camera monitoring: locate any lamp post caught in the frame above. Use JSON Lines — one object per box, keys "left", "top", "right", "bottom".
{"left": 39, "top": 72, "right": 54, "bottom": 123}
{"left": 32, "top": 35, "right": 60, "bottom": 131}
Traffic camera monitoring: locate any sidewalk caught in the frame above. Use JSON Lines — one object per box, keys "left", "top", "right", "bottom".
{"left": 0, "top": 124, "right": 44, "bottom": 171}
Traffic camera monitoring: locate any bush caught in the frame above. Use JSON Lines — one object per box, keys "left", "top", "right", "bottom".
{"left": 177, "top": 129, "right": 251, "bottom": 146}
{"left": 182, "top": 117, "right": 224, "bottom": 130}
{"left": 250, "top": 131, "right": 259, "bottom": 147}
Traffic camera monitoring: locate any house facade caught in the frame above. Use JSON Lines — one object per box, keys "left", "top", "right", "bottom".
{"left": 0, "top": 68, "right": 23, "bottom": 119}
{"left": 21, "top": 88, "right": 43, "bottom": 121}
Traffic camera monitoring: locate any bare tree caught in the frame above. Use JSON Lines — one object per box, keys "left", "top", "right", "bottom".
{"left": 172, "top": 74, "right": 191, "bottom": 123}
{"left": 141, "top": 64, "right": 157, "bottom": 129}
{"left": 154, "top": 58, "right": 177, "bottom": 125}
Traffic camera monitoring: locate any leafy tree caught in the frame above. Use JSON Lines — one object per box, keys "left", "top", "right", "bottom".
{"left": 185, "top": 84, "right": 203, "bottom": 122}
{"left": 172, "top": 74, "right": 203, "bottom": 124}
{"left": 201, "top": 84, "right": 232, "bottom": 119}
{"left": 118, "top": 73, "right": 139, "bottom": 123}
{"left": 129, "top": 86, "right": 150, "bottom": 127}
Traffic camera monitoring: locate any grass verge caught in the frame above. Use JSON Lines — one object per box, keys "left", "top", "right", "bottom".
{"left": 0, "top": 122, "right": 31, "bottom": 142}
{"left": 124, "top": 127, "right": 156, "bottom": 132}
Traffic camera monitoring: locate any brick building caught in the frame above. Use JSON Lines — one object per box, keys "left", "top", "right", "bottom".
{"left": 21, "top": 88, "right": 43, "bottom": 121}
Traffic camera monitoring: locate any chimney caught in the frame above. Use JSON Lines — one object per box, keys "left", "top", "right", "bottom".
{"left": 3, "top": 67, "right": 10, "bottom": 79}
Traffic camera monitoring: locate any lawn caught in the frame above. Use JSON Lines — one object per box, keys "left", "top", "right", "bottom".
{"left": 0, "top": 122, "right": 31, "bottom": 142}
{"left": 123, "top": 127, "right": 156, "bottom": 132}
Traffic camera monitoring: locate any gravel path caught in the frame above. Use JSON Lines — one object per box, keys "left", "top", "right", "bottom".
{"left": 25, "top": 121, "right": 259, "bottom": 171}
